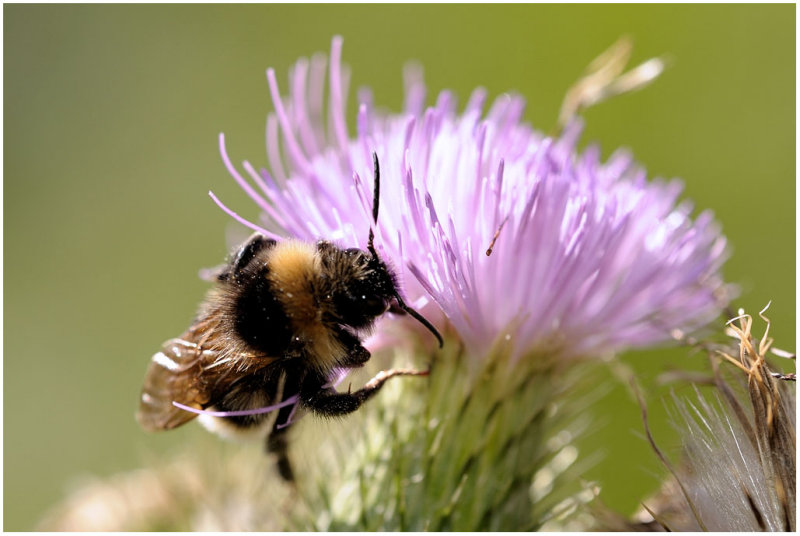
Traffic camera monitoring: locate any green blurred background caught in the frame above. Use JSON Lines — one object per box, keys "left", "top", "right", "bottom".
{"left": 4, "top": 4, "right": 794, "bottom": 530}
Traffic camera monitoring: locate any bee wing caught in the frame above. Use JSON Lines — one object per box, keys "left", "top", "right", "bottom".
{"left": 136, "top": 336, "right": 214, "bottom": 431}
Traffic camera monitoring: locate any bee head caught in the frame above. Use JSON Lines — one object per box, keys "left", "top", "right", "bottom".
{"left": 326, "top": 248, "right": 396, "bottom": 329}
{"left": 335, "top": 152, "right": 444, "bottom": 347}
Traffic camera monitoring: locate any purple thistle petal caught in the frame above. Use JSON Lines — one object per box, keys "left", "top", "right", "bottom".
{"left": 208, "top": 191, "right": 282, "bottom": 241}
{"left": 266, "top": 68, "right": 312, "bottom": 176}
{"left": 290, "top": 57, "right": 322, "bottom": 158}
{"left": 275, "top": 401, "right": 299, "bottom": 430}
{"left": 241, "top": 161, "right": 288, "bottom": 229}
{"left": 308, "top": 53, "right": 328, "bottom": 151}
{"left": 216, "top": 37, "right": 732, "bottom": 361}
{"left": 173, "top": 369, "right": 350, "bottom": 421}
{"left": 328, "top": 36, "right": 349, "bottom": 155}
{"left": 265, "top": 114, "right": 287, "bottom": 185}
{"left": 172, "top": 396, "right": 299, "bottom": 418}
{"left": 218, "top": 134, "right": 276, "bottom": 218}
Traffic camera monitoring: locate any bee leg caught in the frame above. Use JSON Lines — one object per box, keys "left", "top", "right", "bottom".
{"left": 265, "top": 403, "right": 297, "bottom": 483}
{"left": 336, "top": 329, "right": 371, "bottom": 367}
{"left": 266, "top": 371, "right": 303, "bottom": 483}
{"left": 300, "top": 368, "right": 421, "bottom": 417}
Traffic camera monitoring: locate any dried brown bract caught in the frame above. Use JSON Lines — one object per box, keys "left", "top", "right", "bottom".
{"left": 622, "top": 305, "right": 795, "bottom": 531}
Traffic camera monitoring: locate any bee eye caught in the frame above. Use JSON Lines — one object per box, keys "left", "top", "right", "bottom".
{"left": 361, "top": 295, "right": 386, "bottom": 316}
{"left": 333, "top": 291, "right": 388, "bottom": 328}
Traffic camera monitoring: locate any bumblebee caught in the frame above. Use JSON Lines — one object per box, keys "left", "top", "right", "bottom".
{"left": 136, "top": 153, "right": 442, "bottom": 481}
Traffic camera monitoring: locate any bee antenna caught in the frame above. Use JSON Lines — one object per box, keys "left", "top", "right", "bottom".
{"left": 371, "top": 152, "right": 381, "bottom": 225}
{"left": 394, "top": 294, "right": 444, "bottom": 348}
{"left": 365, "top": 152, "right": 439, "bottom": 346}
{"left": 367, "top": 152, "right": 380, "bottom": 259}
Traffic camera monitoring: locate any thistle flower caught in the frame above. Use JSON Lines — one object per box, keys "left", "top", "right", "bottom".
{"left": 217, "top": 36, "right": 730, "bottom": 363}
{"left": 205, "top": 37, "right": 733, "bottom": 530}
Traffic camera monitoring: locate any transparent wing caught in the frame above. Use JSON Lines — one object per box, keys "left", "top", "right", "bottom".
{"left": 136, "top": 336, "right": 212, "bottom": 431}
